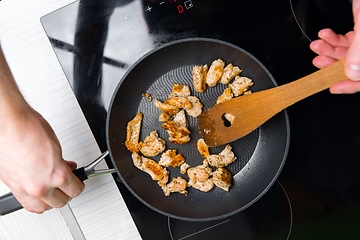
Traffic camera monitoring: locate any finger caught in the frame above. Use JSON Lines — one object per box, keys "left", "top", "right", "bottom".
{"left": 330, "top": 80, "right": 360, "bottom": 94}
{"left": 345, "top": 31, "right": 355, "bottom": 43}
{"left": 309, "top": 39, "right": 324, "bottom": 55}
{"left": 312, "top": 55, "right": 337, "bottom": 69}
{"left": 52, "top": 164, "right": 85, "bottom": 199}
{"left": 310, "top": 39, "right": 348, "bottom": 60}
{"left": 317, "top": 28, "right": 351, "bottom": 48}
{"left": 14, "top": 193, "right": 51, "bottom": 214}
{"left": 41, "top": 188, "right": 72, "bottom": 209}
{"left": 22, "top": 201, "right": 52, "bottom": 214}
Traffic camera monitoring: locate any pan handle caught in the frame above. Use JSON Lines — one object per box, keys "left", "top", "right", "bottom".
{"left": 0, "top": 193, "right": 22, "bottom": 216}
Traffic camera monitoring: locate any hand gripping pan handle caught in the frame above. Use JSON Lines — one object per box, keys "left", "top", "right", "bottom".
{"left": 0, "top": 151, "right": 115, "bottom": 216}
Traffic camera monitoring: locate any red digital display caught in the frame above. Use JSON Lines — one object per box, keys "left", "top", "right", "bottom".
{"left": 136, "top": 10, "right": 143, "bottom": 19}
{"left": 142, "top": 21, "right": 148, "bottom": 30}
{"left": 177, "top": 4, "right": 184, "bottom": 14}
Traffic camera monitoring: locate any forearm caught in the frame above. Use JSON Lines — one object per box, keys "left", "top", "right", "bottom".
{"left": 0, "top": 47, "right": 30, "bottom": 123}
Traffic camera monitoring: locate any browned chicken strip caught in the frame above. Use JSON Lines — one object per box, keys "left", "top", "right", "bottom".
{"left": 125, "top": 112, "right": 143, "bottom": 153}
{"left": 138, "top": 131, "right": 166, "bottom": 157}
{"left": 229, "top": 76, "right": 254, "bottom": 97}
{"left": 206, "top": 144, "right": 236, "bottom": 168}
{"left": 187, "top": 160, "right": 214, "bottom": 192}
{"left": 159, "top": 149, "right": 185, "bottom": 168}
{"left": 157, "top": 168, "right": 169, "bottom": 189}
{"left": 220, "top": 63, "right": 242, "bottom": 84}
{"left": 131, "top": 152, "right": 165, "bottom": 181}
{"left": 164, "top": 97, "right": 193, "bottom": 110}
{"left": 162, "top": 121, "right": 191, "bottom": 144}
{"left": 172, "top": 109, "right": 188, "bottom": 127}
{"left": 154, "top": 99, "right": 180, "bottom": 115}
{"left": 206, "top": 58, "right": 225, "bottom": 87}
{"left": 212, "top": 167, "right": 232, "bottom": 191}
{"left": 205, "top": 155, "right": 223, "bottom": 168}
{"left": 192, "top": 64, "right": 208, "bottom": 93}
{"left": 216, "top": 87, "right": 233, "bottom": 104}
{"left": 186, "top": 96, "right": 203, "bottom": 117}
{"left": 169, "top": 83, "right": 191, "bottom": 98}
{"left": 163, "top": 176, "right": 188, "bottom": 196}
{"left": 158, "top": 111, "right": 172, "bottom": 122}
{"left": 197, "top": 138, "right": 210, "bottom": 158}
{"left": 219, "top": 145, "right": 236, "bottom": 164}
{"left": 161, "top": 110, "right": 191, "bottom": 144}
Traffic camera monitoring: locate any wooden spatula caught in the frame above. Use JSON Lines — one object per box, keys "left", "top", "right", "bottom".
{"left": 198, "top": 58, "right": 347, "bottom": 147}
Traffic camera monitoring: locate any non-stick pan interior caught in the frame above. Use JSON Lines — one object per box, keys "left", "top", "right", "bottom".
{"left": 107, "top": 38, "right": 290, "bottom": 221}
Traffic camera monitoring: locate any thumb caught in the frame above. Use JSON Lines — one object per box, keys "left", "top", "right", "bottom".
{"left": 345, "top": 0, "right": 360, "bottom": 80}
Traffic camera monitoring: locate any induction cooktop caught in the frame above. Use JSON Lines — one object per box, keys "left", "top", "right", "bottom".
{"left": 41, "top": 0, "right": 360, "bottom": 239}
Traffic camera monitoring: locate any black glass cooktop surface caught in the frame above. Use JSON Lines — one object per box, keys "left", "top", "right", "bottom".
{"left": 41, "top": 0, "right": 360, "bottom": 239}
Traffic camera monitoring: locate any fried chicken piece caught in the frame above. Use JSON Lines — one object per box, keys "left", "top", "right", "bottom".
{"left": 164, "top": 97, "right": 192, "bottom": 110}
{"left": 206, "top": 144, "right": 237, "bottom": 168}
{"left": 197, "top": 138, "right": 210, "bottom": 158}
{"left": 161, "top": 110, "right": 191, "bottom": 144}
{"left": 229, "top": 76, "right": 254, "bottom": 97}
{"left": 186, "top": 96, "right": 203, "bottom": 117}
{"left": 223, "top": 113, "right": 235, "bottom": 125}
{"left": 139, "top": 131, "right": 166, "bottom": 157}
{"left": 131, "top": 152, "right": 165, "bottom": 181}
{"left": 157, "top": 168, "right": 169, "bottom": 189}
{"left": 159, "top": 149, "right": 185, "bottom": 168}
{"left": 206, "top": 58, "right": 225, "bottom": 87}
{"left": 212, "top": 167, "right": 232, "bottom": 191}
{"left": 162, "top": 121, "right": 191, "bottom": 144}
{"left": 187, "top": 160, "right": 214, "bottom": 192}
{"left": 216, "top": 87, "right": 233, "bottom": 104}
{"left": 220, "top": 63, "right": 242, "bottom": 84}
{"left": 192, "top": 64, "right": 208, "bottom": 93}
{"left": 154, "top": 99, "right": 180, "bottom": 115}
{"left": 125, "top": 112, "right": 143, "bottom": 153}
{"left": 173, "top": 109, "right": 188, "bottom": 127}
{"left": 163, "top": 176, "right": 188, "bottom": 196}
{"left": 169, "top": 83, "right": 191, "bottom": 98}
{"left": 180, "top": 162, "right": 190, "bottom": 174}
{"left": 158, "top": 111, "right": 172, "bottom": 122}
{"left": 217, "top": 144, "right": 237, "bottom": 166}
{"left": 205, "top": 155, "right": 223, "bottom": 168}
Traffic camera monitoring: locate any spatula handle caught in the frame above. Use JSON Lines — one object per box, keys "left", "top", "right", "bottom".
{"left": 270, "top": 58, "right": 347, "bottom": 110}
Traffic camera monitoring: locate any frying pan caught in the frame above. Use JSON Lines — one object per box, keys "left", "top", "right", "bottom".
{"left": 107, "top": 38, "right": 290, "bottom": 221}
{"left": 0, "top": 38, "right": 289, "bottom": 220}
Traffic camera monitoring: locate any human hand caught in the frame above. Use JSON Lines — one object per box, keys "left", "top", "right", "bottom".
{"left": 0, "top": 104, "right": 85, "bottom": 214}
{"left": 0, "top": 48, "right": 84, "bottom": 214}
{"left": 310, "top": 0, "right": 360, "bottom": 94}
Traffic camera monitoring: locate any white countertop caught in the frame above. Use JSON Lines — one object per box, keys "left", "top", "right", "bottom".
{"left": 0, "top": 0, "right": 141, "bottom": 239}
